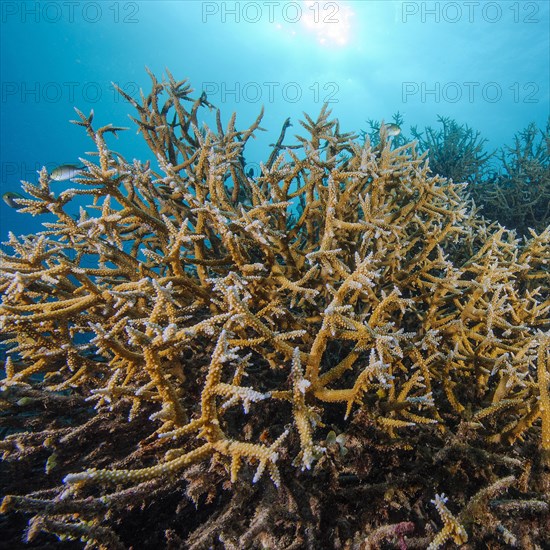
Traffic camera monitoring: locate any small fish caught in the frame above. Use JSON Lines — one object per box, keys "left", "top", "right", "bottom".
{"left": 325, "top": 430, "right": 349, "bottom": 457}
{"left": 2, "top": 191, "right": 26, "bottom": 209}
{"left": 16, "top": 397, "right": 40, "bottom": 407}
{"left": 50, "top": 164, "right": 85, "bottom": 181}
{"left": 381, "top": 123, "right": 401, "bottom": 137}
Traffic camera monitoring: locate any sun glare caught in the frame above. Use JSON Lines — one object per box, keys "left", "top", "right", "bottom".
{"left": 301, "top": 1, "right": 354, "bottom": 47}
{"left": 271, "top": 1, "right": 354, "bottom": 48}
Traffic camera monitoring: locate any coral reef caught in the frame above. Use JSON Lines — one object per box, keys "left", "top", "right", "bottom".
{"left": 361, "top": 112, "right": 408, "bottom": 150}
{"left": 470, "top": 120, "right": 550, "bottom": 235}
{"left": 410, "top": 116, "right": 492, "bottom": 184}
{"left": 1, "top": 71, "right": 549, "bottom": 549}
{"left": 407, "top": 116, "right": 549, "bottom": 235}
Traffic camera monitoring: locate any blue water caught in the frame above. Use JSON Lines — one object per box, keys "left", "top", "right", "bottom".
{"left": 1, "top": 0, "right": 549, "bottom": 238}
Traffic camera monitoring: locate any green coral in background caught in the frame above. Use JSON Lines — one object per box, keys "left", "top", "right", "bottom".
{"left": 377, "top": 114, "right": 549, "bottom": 235}
{"left": 411, "top": 115, "right": 493, "bottom": 184}
{"left": 471, "top": 119, "right": 550, "bottom": 235}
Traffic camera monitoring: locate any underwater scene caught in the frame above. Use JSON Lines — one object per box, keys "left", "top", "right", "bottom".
{"left": 0, "top": 1, "right": 549, "bottom": 548}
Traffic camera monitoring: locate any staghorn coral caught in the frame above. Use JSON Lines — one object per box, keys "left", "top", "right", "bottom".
{"left": 361, "top": 112, "right": 409, "bottom": 150}
{"left": 0, "top": 71, "right": 549, "bottom": 549}
{"left": 410, "top": 115, "right": 493, "bottom": 184}
{"left": 409, "top": 116, "right": 549, "bottom": 235}
{"left": 470, "top": 120, "right": 550, "bottom": 235}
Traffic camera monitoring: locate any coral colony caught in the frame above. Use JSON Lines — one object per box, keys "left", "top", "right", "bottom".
{"left": 0, "top": 71, "right": 548, "bottom": 549}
